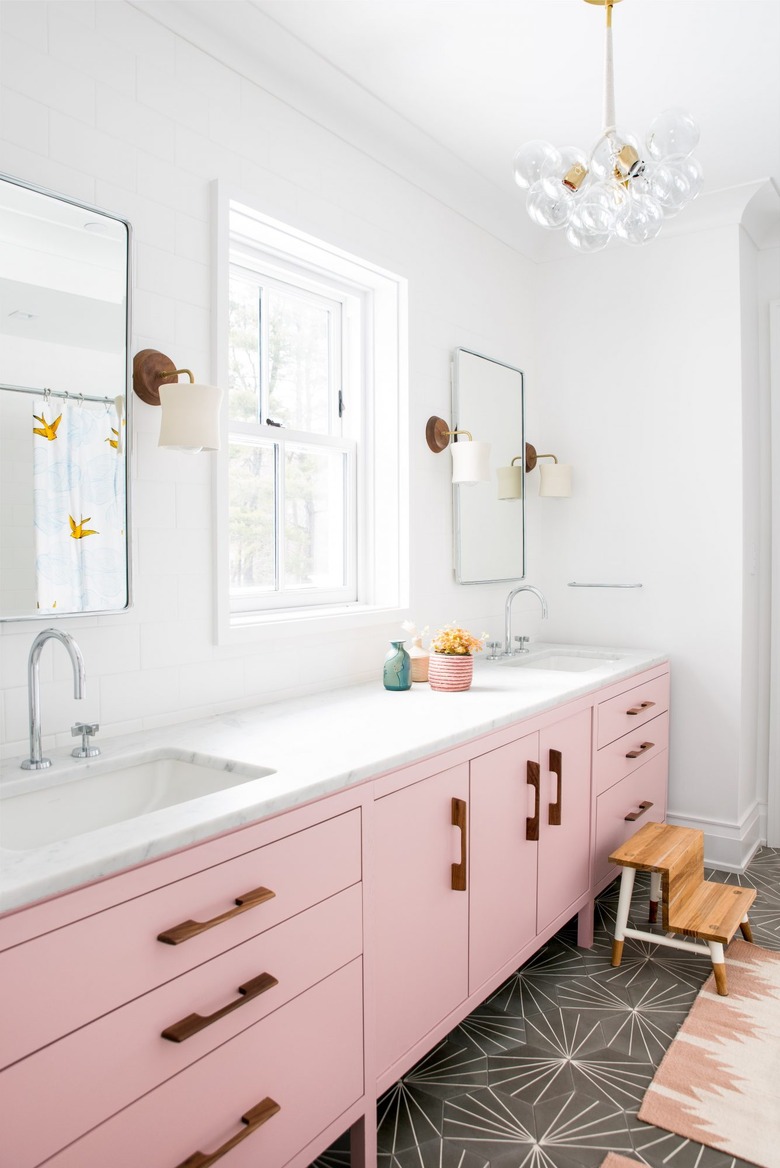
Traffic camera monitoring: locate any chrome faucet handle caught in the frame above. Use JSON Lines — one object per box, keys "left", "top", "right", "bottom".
{"left": 513, "top": 636, "right": 530, "bottom": 655}
{"left": 485, "top": 641, "right": 504, "bottom": 661}
{"left": 71, "top": 721, "right": 100, "bottom": 759}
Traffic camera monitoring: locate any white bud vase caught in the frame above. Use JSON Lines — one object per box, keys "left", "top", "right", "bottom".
{"left": 408, "top": 635, "right": 430, "bottom": 682}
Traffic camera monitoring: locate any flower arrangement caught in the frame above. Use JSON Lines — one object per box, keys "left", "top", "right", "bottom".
{"left": 429, "top": 622, "right": 487, "bottom": 656}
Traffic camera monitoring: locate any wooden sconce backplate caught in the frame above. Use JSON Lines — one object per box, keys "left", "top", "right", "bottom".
{"left": 133, "top": 349, "right": 177, "bottom": 406}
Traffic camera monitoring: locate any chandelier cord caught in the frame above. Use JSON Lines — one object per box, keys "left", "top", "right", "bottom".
{"left": 603, "top": 1, "right": 616, "bottom": 136}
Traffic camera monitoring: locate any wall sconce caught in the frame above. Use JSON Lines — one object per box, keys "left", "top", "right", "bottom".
{"left": 133, "top": 349, "right": 223, "bottom": 453}
{"left": 426, "top": 416, "right": 490, "bottom": 484}
{"left": 526, "top": 443, "right": 572, "bottom": 497}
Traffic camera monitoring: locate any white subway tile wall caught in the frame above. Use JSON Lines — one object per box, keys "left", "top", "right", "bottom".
{"left": 0, "top": 0, "right": 529, "bottom": 759}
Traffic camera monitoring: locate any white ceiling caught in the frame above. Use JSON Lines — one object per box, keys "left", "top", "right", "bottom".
{"left": 136, "top": 0, "right": 780, "bottom": 259}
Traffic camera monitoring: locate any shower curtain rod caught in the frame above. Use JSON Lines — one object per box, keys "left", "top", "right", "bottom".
{"left": 0, "top": 381, "right": 117, "bottom": 406}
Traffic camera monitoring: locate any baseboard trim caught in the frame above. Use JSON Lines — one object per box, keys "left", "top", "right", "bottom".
{"left": 666, "top": 801, "right": 765, "bottom": 872}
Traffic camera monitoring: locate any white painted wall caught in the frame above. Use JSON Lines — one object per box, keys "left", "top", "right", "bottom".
{"left": 0, "top": 0, "right": 535, "bottom": 758}
{"left": 530, "top": 227, "right": 757, "bottom": 865}
{"left": 0, "top": 2, "right": 775, "bottom": 869}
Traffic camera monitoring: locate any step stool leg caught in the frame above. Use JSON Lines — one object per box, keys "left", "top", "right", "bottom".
{"left": 740, "top": 915, "right": 754, "bottom": 944}
{"left": 612, "top": 866, "right": 636, "bottom": 967}
{"left": 708, "top": 941, "right": 727, "bottom": 996}
{"left": 648, "top": 870, "right": 661, "bottom": 924}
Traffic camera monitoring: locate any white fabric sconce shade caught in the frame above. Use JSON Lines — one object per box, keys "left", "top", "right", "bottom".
{"left": 133, "top": 349, "right": 223, "bottom": 453}
{"left": 524, "top": 442, "right": 573, "bottom": 498}
{"left": 425, "top": 416, "right": 491, "bottom": 484}
{"left": 539, "top": 461, "right": 572, "bottom": 497}
{"left": 451, "top": 438, "right": 491, "bottom": 484}
{"left": 497, "top": 457, "right": 523, "bottom": 500}
{"left": 157, "top": 381, "right": 222, "bottom": 452}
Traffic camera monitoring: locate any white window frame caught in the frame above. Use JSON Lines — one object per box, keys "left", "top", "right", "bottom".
{"left": 227, "top": 259, "right": 357, "bottom": 612}
{"left": 214, "top": 185, "right": 409, "bottom": 645}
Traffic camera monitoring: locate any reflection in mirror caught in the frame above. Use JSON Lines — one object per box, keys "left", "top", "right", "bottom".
{"left": 0, "top": 174, "right": 131, "bottom": 619}
{"left": 452, "top": 348, "right": 525, "bottom": 584}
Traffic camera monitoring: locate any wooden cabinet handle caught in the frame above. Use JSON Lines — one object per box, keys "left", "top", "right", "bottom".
{"left": 526, "top": 760, "right": 540, "bottom": 841}
{"left": 161, "top": 972, "right": 279, "bottom": 1043}
{"left": 176, "top": 1097, "right": 280, "bottom": 1168}
{"left": 548, "top": 748, "right": 562, "bottom": 827}
{"left": 451, "top": 797, "right": 467, "bottom": 891}
{"left": 624, "top": 800, "right": 654, "bottom": 822}
{"left": 157, "top": 887, "right": 276, "bottom": 945}
{"left": 626, "top": 700, "right": 655, "bottom": 716}
{"left": 625, "top": 741, "right": 654, "bottom": 760}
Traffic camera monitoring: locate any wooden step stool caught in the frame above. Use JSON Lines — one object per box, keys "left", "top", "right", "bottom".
{"left": 608, "top": 821, "right": 756, "bottom": 996}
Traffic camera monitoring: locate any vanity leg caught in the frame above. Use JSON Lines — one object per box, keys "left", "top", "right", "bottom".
{"left": 350, "top": 1110, "right": 377, "bottom": 1168}
{"left": 577, "top": 898, "right": 595, "bottom": 949}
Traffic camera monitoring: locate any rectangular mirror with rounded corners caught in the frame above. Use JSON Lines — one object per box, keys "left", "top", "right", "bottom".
{"left": 0, "top": 173, "right": 131, "bottom": 620}
{"left": 452, "top": 348, "right": 525, "bottom": 584}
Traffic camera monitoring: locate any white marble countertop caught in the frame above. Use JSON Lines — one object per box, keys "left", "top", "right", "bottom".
{"left": 0, "top": 643, "right": 668, "bottom": 912}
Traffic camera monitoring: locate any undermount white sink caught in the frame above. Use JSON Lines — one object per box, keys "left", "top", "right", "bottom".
{"left": 0, "top": 753, "right": 275, "bottom": 852}
{"left": 499, "top": 650, "right": 622, "bottom": 673}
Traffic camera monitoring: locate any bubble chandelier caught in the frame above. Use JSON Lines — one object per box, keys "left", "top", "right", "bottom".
{"left": 513, "top": 0, "right": 703, "bottom": 251}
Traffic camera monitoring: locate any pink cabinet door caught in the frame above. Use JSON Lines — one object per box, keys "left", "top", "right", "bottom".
{"left": 537, "top": 708, "right": 592, "bottom": 933}
{"left": 468, "top": 731, "right": 539, "bottom": 994}
{"left": 374, "top": 763, "right": 470, "bottom": 1078}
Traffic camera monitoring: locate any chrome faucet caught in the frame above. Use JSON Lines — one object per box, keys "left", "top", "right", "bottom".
{"left": 21, "top": 629, "right": 86, "bottom": 770}
{"left": 504, "top": 584, "right": 548, "bottom": 656}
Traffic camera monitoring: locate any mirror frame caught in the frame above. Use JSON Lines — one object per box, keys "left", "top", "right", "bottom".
{"left": 0, "top": 171, "right": 133, "bottom": 621}
{"left": 452, "top": 347, "right": 526, "bottom": 585}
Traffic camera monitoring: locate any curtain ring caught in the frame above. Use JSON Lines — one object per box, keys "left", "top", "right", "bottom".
{"left": 43, "top": 387, "right": 51, "bottom": 403}
{"left": 78, "top": 393, "right": 84, "bottom": 407}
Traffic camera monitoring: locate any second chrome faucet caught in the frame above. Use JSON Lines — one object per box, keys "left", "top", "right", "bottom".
{"left": 503, "top": 584, "right": 548, "bottom": 657}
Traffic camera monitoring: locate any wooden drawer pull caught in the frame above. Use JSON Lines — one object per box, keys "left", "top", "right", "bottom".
{"left": 526, "top": 760, "right": 540, "bottom": 841}
{"left": 625, "top": 741, "right": 654, "bottom": 760}
{"left": 548, "top": 748, "right": 562, "bottom": 827}
{"left": 161, "top": 971, "right": 279, "bottom": 1043}
{"left": 451, "top": 797, "right": 467, "bottom": 891}
{"left": 624, "top": 800, "right": 654, "bottom": 822}
{"left": 176, "top": 1096, "right": 280, "bottom": 1168}
{"left": 157, "top": 886, "right": 276, "bottom": 945}
{"left": 626, "top": 700, "right": 655, "bottom": 716}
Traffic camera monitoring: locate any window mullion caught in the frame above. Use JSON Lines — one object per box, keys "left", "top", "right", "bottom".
{"left": 274, "top": 439, "right": 284, "bottom": 593}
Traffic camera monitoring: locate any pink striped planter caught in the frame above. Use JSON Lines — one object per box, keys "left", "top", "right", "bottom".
{"left": 428, "top": 653, "right": 474, "bottom": 692}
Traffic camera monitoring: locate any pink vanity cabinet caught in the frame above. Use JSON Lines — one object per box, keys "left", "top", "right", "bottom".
{"left": 0, "top": 659, "right": 669, "bottom": 1168}
{"left": 0, "top": 788, "right": 368, "bottom": 1168}
{"left": 372, "top": 704, "right": 594, "bottom": 1086}
{"left": 371, "top": 664, "right": 669, "bottom": 1090}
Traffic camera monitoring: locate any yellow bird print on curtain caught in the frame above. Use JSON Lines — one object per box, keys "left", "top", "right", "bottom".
{"left": 69, "top": 515, "right": 99, "bottom": 539}
{"left": 105, "top": 427, "right": 120, "bottom": 449}
{"left": 33, "top": 412, "right": 62, "bottom": 441}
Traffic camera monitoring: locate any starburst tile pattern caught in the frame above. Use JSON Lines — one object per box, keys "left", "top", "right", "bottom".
{"left": 311, "top": 847, "right": 779, "bottom": 1168}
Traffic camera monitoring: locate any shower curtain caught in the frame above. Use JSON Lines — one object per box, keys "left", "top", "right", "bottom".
{"left": 32, "top": 396, "right": 126, "bottom": 613}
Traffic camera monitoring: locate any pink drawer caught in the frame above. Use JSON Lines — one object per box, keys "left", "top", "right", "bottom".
{"left": 594, "top": 712, "right": 669, "bottom": 796}
{"left": 593, "top": 751, "right": 668, "bottom": 884}
{"left": 0, "top": 884, "right": 362, "bottom": 1168}
{"left": 42, "top": 957, "right": 364, "bottom": 1168}
{"left": 0, "top": 808, "right": 360, "bottom": 1069}
{"left": 597, "top": 672, "right": 669, "bottom": 748}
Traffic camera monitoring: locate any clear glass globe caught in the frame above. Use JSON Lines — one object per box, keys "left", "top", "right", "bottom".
{"left": 633, "top": 161, "right": 675, "bottom": 205}
{"left": 666, "top": 153, "right": 704, "bottom": 200}
{"left": 565, "top": 209, "right": 613, "bottom": 252}
{"left": 513, "top": 140, "right": 561, "bottom": 190}
{"left": 542, "top": 145, "right": 589, "bottom": 187}
{"left": 526, "top": 177, "right": 574, "bottom": 229}
{"left": 575, "top": 181, "right": 626, "bottom": 234}
{"left": 646, "top": 108, "right": 700, "bottom": 162}
{"left": 590, "top": 129, "right": 643, "bottom": 182}
{"left": 616, "top": 192, "right": 664, "bottom": 245}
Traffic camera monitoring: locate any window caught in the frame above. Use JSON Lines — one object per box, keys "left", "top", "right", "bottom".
{"left": 216, "top": 195, "right": 408, "bottom": 639}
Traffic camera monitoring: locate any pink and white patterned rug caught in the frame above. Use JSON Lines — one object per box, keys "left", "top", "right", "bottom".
{"left": 599, "top": 1155, "right": 641, "bottom": 1168}
{"left": 638, "top": 939, "right": 780, "bottom": 1168}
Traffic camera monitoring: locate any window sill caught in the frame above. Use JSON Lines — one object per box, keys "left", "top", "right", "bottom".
{"left": 217, "top": 602, "right": 411, "bottom": 646}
